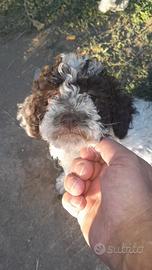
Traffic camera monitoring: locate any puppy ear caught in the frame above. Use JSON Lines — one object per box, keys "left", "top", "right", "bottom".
{"left": 97, "top": 75, "right": 135, "bottom": 139}
{"left": 110, "top": 89, "right": 135, "bottom": 139}
{"left": 79, "top": 72, "right": 135, "bottom": 139}
{"left": 100, "top": 75, "right": 135, "bottom": 139}
{"left": 17, "top": 92, "right": 49, "bottom": 138}
{"left": 17, "top": 63, "right": 60, "bottom": 138}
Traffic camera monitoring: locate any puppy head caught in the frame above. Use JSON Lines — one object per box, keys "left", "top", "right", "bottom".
{"left": 17, "top": 53, "right": 135, "bottom": 146}
{"left": 41, "top": 54, "right": 109, "bottom": 148}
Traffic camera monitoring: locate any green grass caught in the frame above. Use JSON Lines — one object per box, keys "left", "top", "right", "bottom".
{"left": 0, "top": 0, "right": 152, "bottom": 99}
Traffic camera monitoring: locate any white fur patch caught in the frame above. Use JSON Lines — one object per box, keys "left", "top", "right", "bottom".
{"left": 55, "top": 172, "right": 65, "bottom": 194}
{"left": 99, "top": 0, "right": 129, "bottom": 13}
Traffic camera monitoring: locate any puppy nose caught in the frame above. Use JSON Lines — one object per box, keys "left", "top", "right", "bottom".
{"left": 60, "top": 113, "right": 78, "bottom": 128}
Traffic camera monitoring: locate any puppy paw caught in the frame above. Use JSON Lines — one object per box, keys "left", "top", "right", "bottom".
{"left": 56, "top": 173, "right": 65, "bottom": 194}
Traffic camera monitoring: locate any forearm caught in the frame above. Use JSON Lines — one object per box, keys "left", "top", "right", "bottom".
{"left": 121, "top": 223, "right": 152, "bottom": 270}
{"left": 91, "top": 210, "right": 152, "bottom": 270}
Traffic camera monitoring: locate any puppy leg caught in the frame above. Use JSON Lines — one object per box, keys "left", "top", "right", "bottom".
{"left": 56, "top": 172, "right": 65, "bottom": 194}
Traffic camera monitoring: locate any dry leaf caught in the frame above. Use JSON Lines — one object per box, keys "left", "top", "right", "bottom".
{"left": 66, "top": 35, "right": 76, "bottom": 41}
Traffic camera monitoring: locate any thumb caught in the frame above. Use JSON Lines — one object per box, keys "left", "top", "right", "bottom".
{"left": 95, "top": 138, "right": 129, "bottom": 165}
{"left": 80, "top": 138, "right": 128, "bottom": 165}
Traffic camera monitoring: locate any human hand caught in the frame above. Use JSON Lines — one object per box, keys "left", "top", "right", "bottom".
{"left": 62, "top": 139, "right": 152, "bottom": 269}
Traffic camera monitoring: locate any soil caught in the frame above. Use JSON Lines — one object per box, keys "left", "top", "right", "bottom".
{"left": 0, "top": 31, "right": 108, "bottom": 270}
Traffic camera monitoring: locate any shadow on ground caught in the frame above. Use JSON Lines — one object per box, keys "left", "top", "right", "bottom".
{"left": 0, "top": 32, "right": 108, "bottom": 270}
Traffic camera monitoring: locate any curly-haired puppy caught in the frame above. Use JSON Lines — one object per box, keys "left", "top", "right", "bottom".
{"left": 17, "top": 53, "right": 152, "bottom": 193}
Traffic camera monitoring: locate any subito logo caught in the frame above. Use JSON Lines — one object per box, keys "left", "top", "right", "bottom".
{"left": 94, "top": 243, "right": 106, "bottom": 255}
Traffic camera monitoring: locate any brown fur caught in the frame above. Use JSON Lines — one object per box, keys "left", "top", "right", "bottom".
{"left": 17, "top": 55, "right": 135, "bottom": 140}
{"left": 17, "top": 57, "right": 62, "bottom": 138}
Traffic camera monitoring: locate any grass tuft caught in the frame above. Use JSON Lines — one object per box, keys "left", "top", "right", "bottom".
{"left": 0, "top": 0, "right": 152, "bottom": 98}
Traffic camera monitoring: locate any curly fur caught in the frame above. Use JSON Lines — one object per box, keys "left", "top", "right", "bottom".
{"left": 17, "top": 92, "right": 50, "bottom": 138}
{"left": 77, "top": 72, "right": 135, "bottom": 139}
{"left": 17, "top": 52, "right": 152, "bottom": 193}
{"left": 17, "top": 59, "right": 61, "bottom": 138}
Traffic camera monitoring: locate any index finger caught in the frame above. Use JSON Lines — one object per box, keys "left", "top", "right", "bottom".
{"left": 71, "top": 158, "right": 102, "bottom": 181}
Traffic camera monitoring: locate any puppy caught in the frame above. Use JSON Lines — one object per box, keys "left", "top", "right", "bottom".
{"left": 17, "top": 53, "right": 152, "bottom": 193}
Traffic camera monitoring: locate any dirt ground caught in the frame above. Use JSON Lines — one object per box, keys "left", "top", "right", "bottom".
{"left": 0, "top": 31, "right": 108, "bottom": 270}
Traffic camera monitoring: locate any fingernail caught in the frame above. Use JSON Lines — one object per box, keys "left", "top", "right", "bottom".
{"left": 79, "top": 165, "right": 85, "bottom": 177}
{"left": 70, "top": 177, "right": 84, "bottom": 195}
{"left": 74, "top": 163, "right": 85, "bottom": 177}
